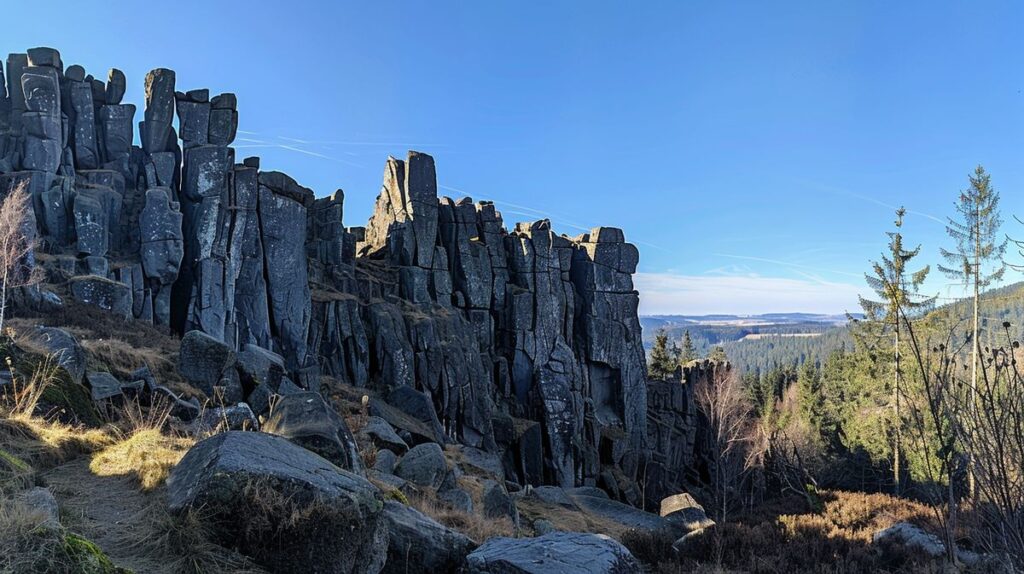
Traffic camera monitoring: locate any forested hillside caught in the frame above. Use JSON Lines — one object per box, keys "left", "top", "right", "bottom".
{"left": 644, "top": 281, "right": 1024, "bottom": 375}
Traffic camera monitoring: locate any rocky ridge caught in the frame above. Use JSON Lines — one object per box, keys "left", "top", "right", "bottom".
{"left": 0, "top": 46, "right": 701, "bottom": 507}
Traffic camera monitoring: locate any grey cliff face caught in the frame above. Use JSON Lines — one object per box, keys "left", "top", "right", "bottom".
{"left": 0, "top": 46, "right": 687, "bottom": 503}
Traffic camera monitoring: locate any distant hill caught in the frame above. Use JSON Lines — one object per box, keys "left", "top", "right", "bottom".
{"left": 643, "top": 281, "right": 1024, "bottom": 374}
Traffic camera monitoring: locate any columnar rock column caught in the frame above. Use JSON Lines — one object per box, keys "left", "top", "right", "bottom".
{"left": 139, "top": 187, "right": 183, "bottom": 324}
{"left": 257, "top": 171, "right": 313, "bottom": 372}
{"left": 571, "top": 227, "right": 648, "bottom": 493}
{"left": 231, "top": 158, "right": 271, "bottom": 350}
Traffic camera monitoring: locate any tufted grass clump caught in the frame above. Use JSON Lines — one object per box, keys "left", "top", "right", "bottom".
{"left": 89, "top": 428, "right": 193, "bottom": 491}
{"left": 0, "top": 495, "right": 129, "bottom": 574}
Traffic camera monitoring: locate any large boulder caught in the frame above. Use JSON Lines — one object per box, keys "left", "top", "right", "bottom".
{"left": 466, "top": 532, "right": 642, "bottom": 574}
{"left": 660, "top": 493, "right": 714, "bottom": 535}
{"left": 167, "top": 431, "right": 387, "bottom": 574}
{"left": 68, "top": 276, "right": 131, "bottom": 318}
{"left": 178, "top": 330, "right": 235, "bottom": 397}
{"left": 381, "top": 500, "right": 475, "bottom": 574}
{"left": 262, "top": 391, "right": 364, "bottom": 474}
{"left": 393, "top": 443, "right": 449, "bottom": 489}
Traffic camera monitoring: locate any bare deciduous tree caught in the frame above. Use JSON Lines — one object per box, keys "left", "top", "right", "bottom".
{"left": 0, "top": 182, "right": 42, "bottom": 334}
{"left": 694, "top": 365, "right": 755, "bottom": 524}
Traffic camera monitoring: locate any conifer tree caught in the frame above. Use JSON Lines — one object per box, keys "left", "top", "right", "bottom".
{"left": 681, "top": 330, "right": 698, "bottom": 363}
{"left": 860, "top": 207, "right": 935, "bottom": 495}
{"left": 939, "top": 165, "right": 1006, "bottom": 498}
{"left": 648, "top": 328, "right": 676, "bottom": 380}
{"left": 797, "top": 358, "right": 823, "bottom": 431}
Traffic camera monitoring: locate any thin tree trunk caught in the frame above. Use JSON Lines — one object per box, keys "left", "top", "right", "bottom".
{"left": 969, "top": 202, "right": 980, "bottom": 500}
{"left": 894, "top": 313, "right": 901, "bottom": 496}
{"left": 0, "top": 269, "right": 8, "bottom": 336}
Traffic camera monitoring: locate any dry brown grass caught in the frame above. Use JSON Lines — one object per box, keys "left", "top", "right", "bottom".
{"left": 408, "top": 490, "right": 516, "bottom": 543}
{"left": 88, "top": 429, "right": 193, "bottom": 491}
{"left": 0, "top": 494, "right": 128, "bottom": 574}
{"left": 0, "top": 355, "right": 111, "bottom": 487}
{"left": 8, "top": 297, "right": 188, "bottom": 395}
{"left": 80, "top": 338, "right": 179, "bottom": 384}
{"left": 516, "top": 494, "right": 632, "bottom": 539}
{"left": 45, "top": 461, "right": 263, "bottom": 574}
{"left": 634, "top": 490, "right": 975, "bottom": 574}
{"left": 153, "top": 504, "right": 266, "bottom": 574}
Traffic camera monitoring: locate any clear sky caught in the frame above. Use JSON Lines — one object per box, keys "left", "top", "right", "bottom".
{"left": 8, "top": 1, "right": 1024, "bottom": 315}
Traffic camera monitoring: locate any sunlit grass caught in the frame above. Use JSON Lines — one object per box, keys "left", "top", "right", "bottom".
{"left": 89, "top": 429, "right": 193, "bottom": 491}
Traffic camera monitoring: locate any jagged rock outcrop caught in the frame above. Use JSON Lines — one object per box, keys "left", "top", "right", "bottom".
{"left": 644, "top": 360, "right": 722, "bottom": 510}
{"left": 1, "top": 46, "right": 683, "bottom": 507}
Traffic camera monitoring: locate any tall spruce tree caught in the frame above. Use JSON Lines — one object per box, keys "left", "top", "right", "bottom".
{"left": 939, "top": 166, "right": 1006, "bottom": 498}
{"left": 681, "top": 330, "right": 698, "bottom": 363}
{"left": 648, "top": 328, "right": 677, "bottom": 380}
{"left": 860, "top": 207, "right": 935, "bottom": 495}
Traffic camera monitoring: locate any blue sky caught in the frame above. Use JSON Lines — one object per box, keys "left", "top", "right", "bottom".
{"left": 9, "top": 1, "right": 1024, "bottom": 315}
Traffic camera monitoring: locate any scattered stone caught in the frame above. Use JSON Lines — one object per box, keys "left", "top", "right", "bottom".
{"left": 481, "top": 479, "right": 519, "bottom": 524}
{"left": 451, "top": 444, "right": 504, "bottom": 479}
{"left": 568, "top": 490, "right": 671, "bottom": 533}
{"left": 30, "top": 327, "right": 86, "bottom": 384}
{"left": 528, "top": 486, "right": 579, "bottom": 510}
{"left": 360, "top": 416, "right": 409, "bottom": 456}
{"left": 192, "top": 402, "right": 258, "bottom": 433}
{"left": 394, "top": 443, "right": 449, "bottom": 489}
{"left": 15, "top": 487, "right": 60, "bottom": 531}
{"left": 85, "top": 371, "right": 122, "bottom": 402}
{"left": 438, "top": 487, "right": 474, "bottom": 513}
{"left": 533, "top": 519, "right": 557, "bottom": 535}
{"left": 872, "top": 521, "right": 984, "bottom": 565}
{"left": 386, "top": 386, "right": 447, "bottom": 445}
{"left": 373, "top": 449, "right": 399, "bottom": 474}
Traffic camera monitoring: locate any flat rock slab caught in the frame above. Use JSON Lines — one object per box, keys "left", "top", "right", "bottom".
{"left": 568, "top": 492, "right": 672, "bottom": 533}
{"left": 466, "top": 531, "right": 642, "bottom": 574}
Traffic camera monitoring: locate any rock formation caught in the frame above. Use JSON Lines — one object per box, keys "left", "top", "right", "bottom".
{"left": 0, "top": 46, "right": 689, "bottom": 503}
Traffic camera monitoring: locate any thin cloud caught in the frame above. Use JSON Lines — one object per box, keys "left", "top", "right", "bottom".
{"left": 714, "top": 253, "right": 862, "bottom": 278}
{"left": 635, "top": 272, "right": 862, "bottom": 315}
{"left": 233, "top": 141, "right": 365, "bottom": 168}
{"left": 799, "top": 179, "right": 945, "bottom": 225}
